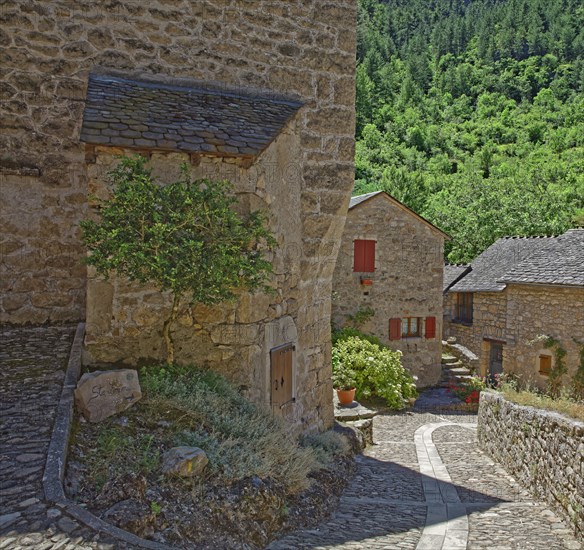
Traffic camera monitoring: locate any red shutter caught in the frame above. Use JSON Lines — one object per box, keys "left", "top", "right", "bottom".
{"left": 354, "top": 240, "right": 375, "bottom": 272}
{"left": 353, "top": 240, "right": 365, "bottom": 272}
{"left": 389, "top": 318, "right": 401, "bottom": 340}
{"left": 363, "top": 240, "right": 375, "bottom": 272}
{"left": 425, "top": 316, "right": 436, "bottom": 339}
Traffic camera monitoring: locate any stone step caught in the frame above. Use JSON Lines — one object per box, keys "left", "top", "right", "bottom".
{"left": 441, "top": 355, "right": 458, "bottom": 364}
{"left": 444, "top": 366, "right": 471, "bottom": 376}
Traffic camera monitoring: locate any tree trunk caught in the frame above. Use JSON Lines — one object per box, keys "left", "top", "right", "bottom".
{"left": 162, "top": 295, "right": 180, "bottom": 364}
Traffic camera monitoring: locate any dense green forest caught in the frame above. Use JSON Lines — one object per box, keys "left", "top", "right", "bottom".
{"left": 355, "top": 0, "right": 584, "bottom": 262}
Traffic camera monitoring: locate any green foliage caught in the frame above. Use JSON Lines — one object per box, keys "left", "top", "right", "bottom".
{"left": 332, "top": 336, "right": 417, "bottom": 409}
{"left": 571, "top": 343, "right": 584, "bottom": 400}
{"left": 543, "top": 336, "right": 568, "bottom": 397}
{"left": 355, "top": 0, "right": 584, "bottom": 263}
{"left": 139, "top": 365, "right": 326, "bottom": 494}
{"left": 345, "top": 306, "right": 375, "bottom": 329}
{"left": 300, "top": 431, "right": 350, "bottom": 468}
{"left": 332, "top": 326, "right": 385, "bottom": 348}
{"left": 81, "top": 156, "right": 276, "bottom": 362}
{"left": 448, "top": 376, "right": 487, "bottom": 403}
{"left": 331, "top": 347, "right": 357, "bottom": 391}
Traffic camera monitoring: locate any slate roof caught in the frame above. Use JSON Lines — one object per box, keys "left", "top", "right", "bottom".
{"left": 80, "top": 74, "right": 302, "bottom": 158}
{"left": 443, "top": 264, "right": 471, "bottom": 292}
{"left": 349, "top": 191, "right": 450, "bottom": 239}
{"left": 449, "top": 235, "right": 556, "bottom": 293}
{"left": 349, "top": 191, "right": 384, "bottom": 209}
{"left": 499, "top": 229, "right": 584, "bottom": 287}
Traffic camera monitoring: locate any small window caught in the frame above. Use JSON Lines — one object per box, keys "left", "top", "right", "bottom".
{"left": 353, "top": 239, "right": 375, "bottom": 272}
{"left": 539, "top": 355, "right": 552, "bottom": 376}
{"left": 402, "top": 317, "right": 421, "bottom": 338}
{"left": 455, "top": 292, "right": 473, "bottom": 323}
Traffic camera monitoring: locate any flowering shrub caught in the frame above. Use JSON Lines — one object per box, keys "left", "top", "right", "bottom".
{"left": 333, "top": 336, "right": 417, "bottom": 409}
{"left": 448, "top": 376, "right": 487, "bottom": 403}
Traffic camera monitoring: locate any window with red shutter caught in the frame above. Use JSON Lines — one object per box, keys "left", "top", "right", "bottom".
{"left": 425, "top": 316, "right": 436, "bottom": 339}
{"left": 389, "top": 318, "right": 401, "bottom": 340}
{"left": 353, "top": 240, "right": 375, "bottom": 272}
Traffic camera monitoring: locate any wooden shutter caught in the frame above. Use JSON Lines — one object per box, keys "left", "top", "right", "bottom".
{"left": 353, "top": 240, "right": 375, "bottom": 272}
{"left": 389, "top": 318, "right": 401, "bottom": 340}
{"left": 425, "top": 316, "right": 436, "bottom": 339}
{"left": 539, "top": 355, "right": 551, "bottom": 375}
{"left": 270, "top": 344, "right": 294, "bottom": 415}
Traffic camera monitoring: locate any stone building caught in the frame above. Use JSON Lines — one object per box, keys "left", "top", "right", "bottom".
{"left": 332, "top": 191, "right": 448, "bottom": 388}
{"left": 1, "top": 1, "right": 357, "bottom": 432}
{"left": 443, "top": 229, "right": 584, "bottom": 388}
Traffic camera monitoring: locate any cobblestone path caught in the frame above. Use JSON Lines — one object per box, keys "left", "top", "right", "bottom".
{"left": 1, "top": 326, "right": 582, "bottom": 550}
{"left": 0, "top": 325, "right": 131, "bottom": 550}
{"left": 270, "top": 412, "right": 583, "bottom": 550}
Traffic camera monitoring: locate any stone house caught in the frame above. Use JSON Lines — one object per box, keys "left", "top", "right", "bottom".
{"left": 1, "top": 1, "right": 357, "bottom": 433}
{"left": 332, "top": 191, "right": 448, "bottom": 388}
{"left": 443, "top": 229, "right": 584, "bottom": 388}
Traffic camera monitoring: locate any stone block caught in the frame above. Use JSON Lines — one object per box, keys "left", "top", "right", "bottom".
{"left": 74, "top": 369, "right": 142, "bottom": 423}
{"left": 162, "top": 446, "right": 208, "bottom": 477}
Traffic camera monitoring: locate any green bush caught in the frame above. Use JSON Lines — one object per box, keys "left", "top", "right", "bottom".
{"left": 332, "top": 336, "right": 417, "bottom": 409}
{"left": 139, "top": 365, "right": 347, "bottom": 494}
{"left": 332, "top": 326, "right": 386, "bottom": 348}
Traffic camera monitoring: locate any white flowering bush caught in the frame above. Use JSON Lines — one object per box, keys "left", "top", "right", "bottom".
{"left": 333, "top": 336, "right": 417, "bottom": 409}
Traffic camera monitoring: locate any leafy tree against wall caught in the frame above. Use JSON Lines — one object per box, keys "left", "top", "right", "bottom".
{"left": 81, "top": 156, "right": 276, "bottom": 364}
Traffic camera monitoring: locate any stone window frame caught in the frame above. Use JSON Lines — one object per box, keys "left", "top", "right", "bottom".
{"left": 537, "top": 352, "right": 553, "bottom": 377}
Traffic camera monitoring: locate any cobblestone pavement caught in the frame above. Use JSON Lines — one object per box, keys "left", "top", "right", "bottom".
{"left": 0, "top": 325, "right": 132, "bottom": 550}
{"left": 1, "top": 326, "right": 582, "bottom": 550}
{"left": 270, "top": 411, "right": 583, "bottom": 550}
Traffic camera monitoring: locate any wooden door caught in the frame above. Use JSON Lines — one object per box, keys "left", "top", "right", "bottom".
{"left": 489, "top": 342, "right": 503, "bottom": 376}
{"left": 270, "top": 344, "right": 294, "bottom": 415}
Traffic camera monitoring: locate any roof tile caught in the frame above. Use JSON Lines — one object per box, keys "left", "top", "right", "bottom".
{"left": 80, "top": 74, "right": 302, "bottom": 158}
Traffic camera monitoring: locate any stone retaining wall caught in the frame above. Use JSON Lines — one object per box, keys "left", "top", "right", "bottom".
{"left": 478, "top": 391, "right": 584, "bottom": 538}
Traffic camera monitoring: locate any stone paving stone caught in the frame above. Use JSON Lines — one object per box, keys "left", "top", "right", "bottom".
{"left": 0, "top": 325, "right": 136, "bottom": 550}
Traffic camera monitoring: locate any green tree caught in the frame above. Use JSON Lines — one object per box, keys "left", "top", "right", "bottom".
{"left": 81, "top": 156, "right": 276, "bottom": 364}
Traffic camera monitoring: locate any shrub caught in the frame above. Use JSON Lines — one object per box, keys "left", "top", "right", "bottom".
{"left": 81, "top": 156, "right": 276, "bottom": 363}
{"left": 332, "top": 326, "right": 385, "bottom": 348}
{"left": 448, "top": 376, "right": 487, "bottom": 403}
{"left": 140, "top": 365, "right": 327, "bottom": 494}
{"left": 331, "top": 348, "right": 357, "bottom": 390}
{"left": 332, "top": 336, "right": 417, "bottom": 409}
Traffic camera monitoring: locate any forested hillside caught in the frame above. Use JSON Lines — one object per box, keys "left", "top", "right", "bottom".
{"left": 355, "top": 0, "right": 584, "bottom": 262}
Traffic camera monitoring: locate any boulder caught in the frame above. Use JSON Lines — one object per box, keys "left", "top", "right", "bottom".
{"left": 74, "top": 369, "right": 141, "bottom": 423}
{"left": 162, "top": 446, "right": 208, "bottom": 477}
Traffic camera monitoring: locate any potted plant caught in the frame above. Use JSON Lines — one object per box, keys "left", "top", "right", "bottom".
{"left": 332, "top": 351, "right": 357, "bottom": 405}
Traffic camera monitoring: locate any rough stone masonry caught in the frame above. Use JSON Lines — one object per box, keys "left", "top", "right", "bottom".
{"left": 1, "top": 0, "right": 358, "bottom": 433}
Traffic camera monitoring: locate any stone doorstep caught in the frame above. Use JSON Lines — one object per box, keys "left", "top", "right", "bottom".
{"left": 42, "top": 322, "right": 178, "bottom": 550}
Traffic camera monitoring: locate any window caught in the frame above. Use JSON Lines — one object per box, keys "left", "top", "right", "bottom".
{"left": 353, "top": 239, "right": 375, "bottom": 272}
{"left": 455, "top": 292, "right": 473, "bottom": 323}
{"left": 390, "top": 317, "right": 435, "bottom": 340}
{"left": 401, "top": 317, "right": 421, "bottom": 338}
{"left": 539, "top": 355, "right": 552, "bottom": 376}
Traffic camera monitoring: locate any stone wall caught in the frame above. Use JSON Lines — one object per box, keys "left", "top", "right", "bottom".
{"left": 443, "top": 291, "right": 507, "bottom": 376}
{"left": 503, "top": 284, "right": 584, "bottom": 390}
{"left": 1, "top": 0, "right": 357, "bottom": 433}
{"left": 332, "top": 195, "right": 445, "bottom": 387}
{"left": 478, "top": 391, "right": 584, "bottom": 538}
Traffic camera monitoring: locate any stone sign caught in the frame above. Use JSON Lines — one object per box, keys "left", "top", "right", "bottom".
{"left": 74, "top": 369, "right": 142, "bottom": 423}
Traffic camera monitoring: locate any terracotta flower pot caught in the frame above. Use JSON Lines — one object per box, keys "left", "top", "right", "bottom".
{"left": 336, "top": 388, "right": 356, "bottom": 406}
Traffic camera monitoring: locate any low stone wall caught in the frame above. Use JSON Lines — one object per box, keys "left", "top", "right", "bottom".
{"left": 478, "top": 391, "right": 584, "bottom": 539}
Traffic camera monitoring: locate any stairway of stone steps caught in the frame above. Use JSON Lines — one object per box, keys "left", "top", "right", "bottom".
{"left": 439, "top": 354, "right": 473, "bottom": 388}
